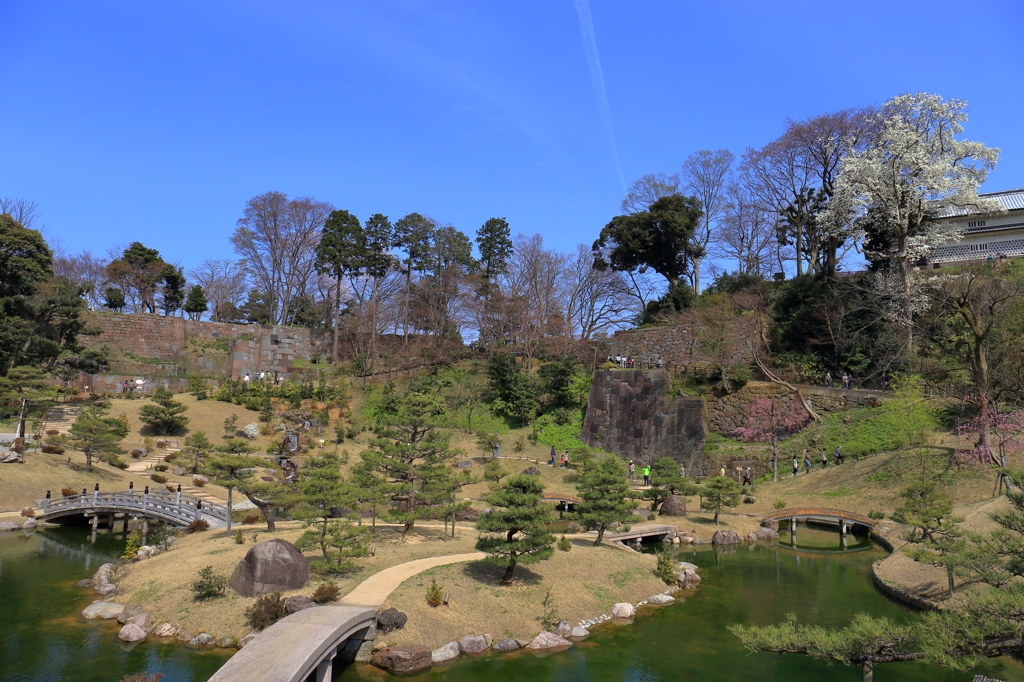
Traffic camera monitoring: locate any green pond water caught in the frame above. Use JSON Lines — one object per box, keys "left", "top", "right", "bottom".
{"left": 2, "top": 525, "right": 1023, "bottom": 682}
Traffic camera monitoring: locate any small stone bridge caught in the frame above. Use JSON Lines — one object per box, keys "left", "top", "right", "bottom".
{"left": 541, "top": 494, "right": 582, "bottom": 507}
{"left": 37, "top": 489, "right": 228, "bottom": 528}
{"left": 208, "top": 604, "right": 378, "bottom": 682}
{"left": 762, "top": 507, "right": 876, "bottom": 534}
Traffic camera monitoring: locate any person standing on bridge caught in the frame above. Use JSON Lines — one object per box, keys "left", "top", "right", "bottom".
{"left": 642, "top": 463, "right": 651, "bottom": 486}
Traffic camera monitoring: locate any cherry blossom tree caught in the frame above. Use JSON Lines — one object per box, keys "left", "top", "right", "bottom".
{"left": 734, "top": 398, "right": 811, "bottom": 481}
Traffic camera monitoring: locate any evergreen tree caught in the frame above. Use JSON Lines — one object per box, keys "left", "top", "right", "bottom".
{"left": 63, "top": 407, "right": 128, "bottom": 472}
{"left": 206, "top": 445, "right": 290, "bottom": 531}
{"left": 293, "top": 451, "right": 370, "bottom": 573}
{"left": 183, "top": 284, "right": 208, "bottom": 320}
{"left": 160, "top": 265, "right": 187, "bottom": 316}
{"left": 486, "top": 353, "right": 538, "bottom": 426}
{"left": 645, "top": 457, "right": 697, "bottom": 511}
{"left": 103, "top": 287, "right": 126, "bottom": 312}
{"left": 182, "top": 430, "right": 212, "bottom": 474}
{"left": 138, "top": 387, "right": 189, "bottom": 435}
{"left": 894, "top": 482, "right": 964, "bottom": 597}
{"left": 575, "top": 456, "right": 637, "bottom": 544}
{"left": 476, "top": 474, "right": 554, "bottom": 583}
{"left": 699, "top": 475, "right": 741, "bottom": 525}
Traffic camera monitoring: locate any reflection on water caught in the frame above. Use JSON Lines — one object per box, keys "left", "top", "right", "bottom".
{"left": 335, "top": 525, "right": 1024, "bottom": 682}
{"left": 0, "top": 526, "right": 230, "bottom": 682}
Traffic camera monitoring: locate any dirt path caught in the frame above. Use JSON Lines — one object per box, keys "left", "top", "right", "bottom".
{"left": 339, "top": 552, "right": 486, "bottom": 606}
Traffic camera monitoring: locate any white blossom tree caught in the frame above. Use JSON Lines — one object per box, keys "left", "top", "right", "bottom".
{"left": 820, "top": 93, "right": 1001, "bottom": 348}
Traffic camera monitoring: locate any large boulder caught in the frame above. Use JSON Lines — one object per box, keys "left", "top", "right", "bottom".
{"left": 153, "top": 623, "right": 176, "bottom": 637}
{"left": 570, "top": 626, "right": 590, "bottom": 638}
{"left": 432, "top": 641, "right": 460, "bottom": 663}
{"left": 553, "top": 621, "right": 572, "bottom": 638}
{"left": 190, "top": 633, "right": 217, "bottom": 647}
{"left": 759, "top": 518, "right": 779, "bottom": 531}
{"left": 521, "top": 466, "right": 541, "bottom": 476}
{"left": 371, "top": 645, "right": 432, "bottom": 673}
{"left": 458, "top": 634, "right": 489, "bottom": 653}
{"left": 82, "top": 601, "right": 125, "bottom": 620}
{"left": 749, "top": 527, "right": 780, "bottom": 541}
{"left": 648, "top": 593, "right": 675, "bottom": 604}
{"left": 611, "top": 602, "right": 636, "bottom": 618}
{"left": 526, "top": 631, "right": 572, "bottom": 650}
{"left": 0, "top": 520, "right": 20, "bottom": 531}
{"left": 228, "top": 539, "right": 308, "bottom": 597}
{"left": 660, "top": 495, "right": 687, "bottom": 516}
{"left": 711, "top": 530, "right": 743, "bottom": 545}
{"left": 285, "top": 596, "right": 316, "bottom": 614}
{"left": 377, "top": 607, "right": 408, "bottom": 634}
{"left": 21, "top": 518, "right": 37, "bottom": 529}
{"left": 118, "top": 623, "right": 147, "bottom": 642}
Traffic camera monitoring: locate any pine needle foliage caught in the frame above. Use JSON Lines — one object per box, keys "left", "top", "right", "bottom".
{"left": 574, "top": 455, "right": 637, "bottom": 544}
{"left": 476, "top": 473, "right": 555, "bottom": 583}
{"left": 293, "top": 451, "right": 370, "bottom": 574}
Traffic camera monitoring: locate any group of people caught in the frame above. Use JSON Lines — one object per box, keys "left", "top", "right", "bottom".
{"left": 790, "top": 446, "right": 845, "bottom": 476}
{"left": 627, "top": 460, "right": 654, "bottom": 485}
{"left": 824, "top": 372, "right": 856, "bottom": 389}
{"left": 548, "top": 446, "right": 569, "bottom": 468}
{"left": 120, "top": 378, "right": 146, "bottom": 394}
{"left": 242, "top": 370, "right": 281, "bottom": 386}
{"left": 609, "top": 355, "right": 664, "bottom": 370}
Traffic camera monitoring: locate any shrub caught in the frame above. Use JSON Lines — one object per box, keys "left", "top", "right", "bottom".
{"left": 773, "top": 498, "right": 787, "bottom": 510}
{"left": 41, "top": 445, "right": 65, "bottom": 454}
{"left": 425, "top": 578, "right": 444, "bottom": 607}
{"left": 109, "top": 458, "right": 129, "bottom": 470}
{"left": 163, "top": 453, "right": 177, "bottom": 462}
{"left": 513, "top": 435, "right": 526, "bottom": 452}
{"left": 21, "top": 507, "right": 35, "bottom": 517}
{"left": 122, "top": 531, "right": 141, "bottom": 560}
{"left": 311, "top": 582, "right": 341, "bottom": 604}
{"left": 192, "top": 475, "right": 208, "bottom": 487}
{"left": 557, "top": 535, "right": 571, "bottom": 552}
{"left": 245, "top": 592, "right": 287, "bottom": 630}
{"left": 868, "top": 510, "right": 886, "bottom": 520}
{"left": 130, "top": 449, "right": 145, "bottom": 459}
{"left": 150, "top": 473, "right": 168, "bottom": 484}
{"left": 655, "top": 547, "right": 676, "bottom": 584}
{"left": 244, "top": 422, "right": 260, "bottom": 440}
{"left": 243, "top": 514, "right": 260, "bottom": 525}
{"left": 185, "top": 518, "right": 210, "bottom": 534}
{"left": 60, "top": 487, "right": 76, "bottom": 497}
{"left": 195, "top": 390, "right": 208, "bottom": 401}
{"left": 45, "top": 429, "right": 59, "bottom": 436}
{"left": 233, "top": 530, "right": 245, "bottom": 544}
{"left": 154, "top": 464, "right": 169, "bottom": 472}
{"left": 190, "top": 566, "right": 227, "bottom": 600}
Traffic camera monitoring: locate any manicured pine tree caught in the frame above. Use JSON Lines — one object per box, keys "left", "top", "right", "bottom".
{"left": 64, "top": 407, "right": 129, "bottom": 472}
{"left": 699, "top": 475, "right": 741, "bottom": 525}
{"left": 645, "top": 456, "right": 697, "bottom": 511}
{"left": 138, "top": 387, "right": 189, "bottom": 435}
{"left": 576, "top": 456, "right": 637, "bottom": 545}
{"left": 476, "top": 473, "right": 555, "bottom": 583}
{"left": 183, "top": 284, "right": 208, "bottom": 320}
{"left": 293, "top": 451, "right": 370, "bottom": 573}
{"left": 182, "top": 430, "right": 212, "bottom": 474}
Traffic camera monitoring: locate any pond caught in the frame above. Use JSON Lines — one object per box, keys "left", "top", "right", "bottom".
{"left": 2, "top": 525, "right": 1022, "bottom": 682}
{"left": 0, "top": 526, "right": 230, "bottom": 682}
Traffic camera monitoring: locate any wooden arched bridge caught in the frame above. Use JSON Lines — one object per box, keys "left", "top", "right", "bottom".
{"left": 37, "top": 488, "right": 228, "bottom": 528}
{"left": 762, "top": 507, "right": 876, "bottom": 535}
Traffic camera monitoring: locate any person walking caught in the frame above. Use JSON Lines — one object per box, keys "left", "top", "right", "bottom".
{"left": 792, "top": 457, "right": 799, "bottom": 477}
{"left": 243, "top": 373, "right": 250, "bottom": 390}
{"left": 743, "top": 467, "right": 753, "bottom": 486}
{"left": 561, "top": 453, "right": 569, "bottom": 468}
{"left": 494, "top": 443, "right": 500, "bottom": 461}
{"left": 825, "top": 372, "right": 832, "bottom": 388}
{"left": 628, "top": 460, "right": 635, "bottom": 481}
{"left": 803, "top": 451, "right": 812, "bottom": 474}
{"left": 834, "top": 446, "right": 844, "bottom": 465}
{"left": 642, "top": 464, "right": 651, "bottom": 486}
{"left": 820, "top": 448, "right": 828, "bottom": 468}
{"left": 680, "top": 462, "right": 686, "bottom": 478}
{"left": 550, "top": 446, "right": 557, "bottom": 466}
{"left": 719, "top": 465, "right": 726, "bottom": 477}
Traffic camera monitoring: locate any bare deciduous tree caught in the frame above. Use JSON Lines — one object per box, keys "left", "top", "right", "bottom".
{"left": 188, "top": 258, "right": 248, "bottom": 322}
{"left": 680, "top": 149, "right": 734, "bottom": 293}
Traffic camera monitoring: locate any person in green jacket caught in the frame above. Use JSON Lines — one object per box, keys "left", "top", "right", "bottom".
{"left": 642, "top": 464, "right": 651, "bottom": 486}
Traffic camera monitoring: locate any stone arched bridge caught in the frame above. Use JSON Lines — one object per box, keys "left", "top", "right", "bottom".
{"left": 762, "top": 507, "right": 876, "bottom": 532}
{"left": 37, "top": 489, "right": 228, "bottom": 527}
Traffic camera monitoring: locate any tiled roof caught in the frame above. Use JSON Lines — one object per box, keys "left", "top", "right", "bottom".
{"left": 937, "top": 189, "right": 1024, "bottom": 218}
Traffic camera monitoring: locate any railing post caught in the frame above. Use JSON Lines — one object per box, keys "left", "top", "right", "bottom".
{"left": 143, "top": 486, "right": 149, "bottom": 512}
{"left": 176, "top": 484, "right": 181, "bottom": 506}
{"left": 195, "top": 499, "right": 202, "bottom": 522}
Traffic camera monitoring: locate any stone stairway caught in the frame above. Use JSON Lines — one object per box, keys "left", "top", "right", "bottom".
{"left": 41, "top": 407, "right": 80, "bottom": 436}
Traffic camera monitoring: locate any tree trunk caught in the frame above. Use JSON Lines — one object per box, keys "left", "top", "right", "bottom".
{"left": 863, "top": 662, "right": 873, "bottom": 682}
{"left": 244, "top": 492, "right": 275, "bottom": 531}
{"left": 692, "top": 258, "right": 701, "bottom": 296}
{"left": 227, "top": 486, "right": 233, "bottom": 532}
{"left": 714, "top": 509, "right": 721, "bottom": 525}
{"left": 401, "top": 519, "right": 415, "bottom": 541}
{"left": 594, "top": 524, "right": 605, "bottom": 545}
{"left": 946, "top": 564, "right": 954, "bottom": 598}
{"left": 333, "top": 279, "right": 340, "bottom": 363}
{"left": 795, "top": 224, "right": 803, "bottom": 277}
{"left": 501, "top": 561, "right": 516, "bottom": 584}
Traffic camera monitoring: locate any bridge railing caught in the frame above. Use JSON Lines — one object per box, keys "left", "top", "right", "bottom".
{"left": 41, "top": 490, "right": 228, "bottom": 524}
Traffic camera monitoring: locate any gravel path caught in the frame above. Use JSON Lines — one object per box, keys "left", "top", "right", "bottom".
{"left": 339, "top": 552, "right": 486, "bottom": 606}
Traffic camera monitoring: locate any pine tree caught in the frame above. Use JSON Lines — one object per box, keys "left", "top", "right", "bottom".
{"left": 206, "top": 446, "right": 290, "bottom": 531}
{"left": 699, "top": 475, "right": 741, "bottom": 525}
{"left": 293, "top": 451, "right": 370, "bottom": 573}
{"left": 575, "top": 456, "right": 637, "bottom": 544}
{"left": 183, "top": 284, "right": 208, "bottom": 320}
{"left": 64, "top": 408, "right": 128, "bottom": 472}
{"left": 138, "top": 387, "right": 189, "bottom": 435}
{"left": 476, "top": 474, "right": 555, "bottom": 583}
{"left": 645, "top": 456, "right": 697, "bottom": 511}
{"left": 182, "top": 430, "right": 212, "bottom": 474}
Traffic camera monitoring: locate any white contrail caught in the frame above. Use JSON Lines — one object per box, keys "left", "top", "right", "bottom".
{"left": 574, "top": 0, "right": 626, "bottom": 193}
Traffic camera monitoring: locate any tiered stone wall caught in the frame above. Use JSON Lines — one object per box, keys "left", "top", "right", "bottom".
{"left": 582, "top": 370, "right": 708, "bottom": 471}
{"left": 707, "top": 382, "right": 885, "bottom": 434}
{"left": 608, "top": 324, "right": 752, "bottom": 368}
{"left": 84, "top": 312, "right": 313, "bottom": 380}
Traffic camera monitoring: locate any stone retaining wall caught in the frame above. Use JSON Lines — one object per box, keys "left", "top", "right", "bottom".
{"left": 706, "top": 382, "right": 885, "bottom": 434}
{"left": 608, "top": 324, "right": 752, "bottom": 368}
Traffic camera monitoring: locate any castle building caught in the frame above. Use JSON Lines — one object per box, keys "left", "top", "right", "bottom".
{"left": 932, "top": 188, "right": 1024, "bottom": 264}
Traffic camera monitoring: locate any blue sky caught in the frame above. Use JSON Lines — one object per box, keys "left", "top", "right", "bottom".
{"left": 2, "top": 0, "right": 1022, "bottom": 277}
